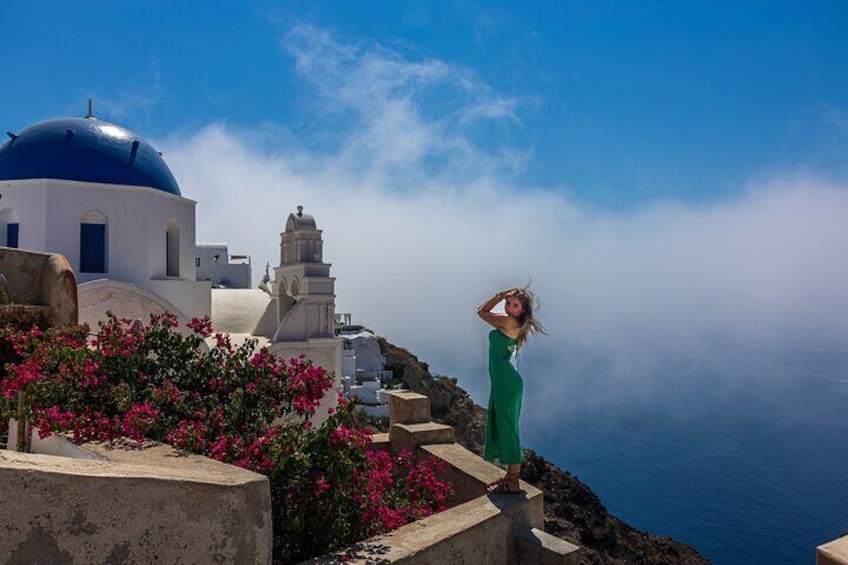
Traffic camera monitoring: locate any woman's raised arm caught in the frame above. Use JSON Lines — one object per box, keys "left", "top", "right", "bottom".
{"left": 477, "top": 290, "right": 510, "bottom": 328}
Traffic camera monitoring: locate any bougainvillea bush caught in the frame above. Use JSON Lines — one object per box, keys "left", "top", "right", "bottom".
{"left": 0, "top": 314, "right": 452, "bottom": 564}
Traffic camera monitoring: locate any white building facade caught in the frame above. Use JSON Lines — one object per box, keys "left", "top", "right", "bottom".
{"left": 195, "top": 243, "right": 252, "bottom": 288}
{"left": 0, "top": 115, "right": 210, "bottom": 326}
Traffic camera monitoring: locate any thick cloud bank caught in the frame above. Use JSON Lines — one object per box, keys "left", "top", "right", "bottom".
{"left": 163, "top": 25, "right": 848, "bottom": 423}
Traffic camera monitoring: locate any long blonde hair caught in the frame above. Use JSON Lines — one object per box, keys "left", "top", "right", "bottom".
{"left": 510, "top": 288, "right": 547, "bottom": 348}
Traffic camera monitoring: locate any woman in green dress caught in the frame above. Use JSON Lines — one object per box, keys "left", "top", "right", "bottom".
{"left": 477, "top": 287, "right": 546, "bottom": 494}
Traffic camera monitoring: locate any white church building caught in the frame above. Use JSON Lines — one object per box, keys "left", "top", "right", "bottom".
{"left": 0, "top": 110, "right": 342, "bottom": 410}
{"left": 0, "top": 114, "right": 209, "bottom": 325}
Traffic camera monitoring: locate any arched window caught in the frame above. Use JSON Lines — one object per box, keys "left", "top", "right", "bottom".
{"left": 80, "top": 211, "right": 108, "bottom": 273}
{"left": 166, "top": 219, "right": 180, "bottom": 277}
{"left": 0, "top": 208, "right": 19, "bottom": 248}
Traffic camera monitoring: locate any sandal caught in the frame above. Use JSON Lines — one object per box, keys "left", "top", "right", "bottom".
{"left": 487, "top": 470, "right": 524, "bottom": 494}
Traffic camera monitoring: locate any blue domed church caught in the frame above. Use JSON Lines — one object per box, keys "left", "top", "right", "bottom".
{"left": 0, "top": 112, "right": 210, "bottom": 325}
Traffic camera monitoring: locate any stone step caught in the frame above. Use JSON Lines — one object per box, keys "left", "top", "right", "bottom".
{"left": 388, "top": 391, "right": 430, "bottom": 426}
{"left": 368, "top": 432, "right": 390, "bottom": 453}
{"left": 513, "top": 527, "right": 581, "bottom": 565}
{"left": 389, "top": 422, "right": 455, "bottom": 452}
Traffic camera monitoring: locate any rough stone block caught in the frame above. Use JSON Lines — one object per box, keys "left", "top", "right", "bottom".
{"left": 0, "top": 442, "right": 272, "bottom": 564}
{"left": 388, "top": 391, "right": 430, "bottom": 426}
{"left": 0, "top": 247, "right": 78, "bottom": 326}
{"left": 389, "top": 422, "right": 454, "bottom": 453}
{"left": 513, "top": 527, "right": 581, "bottom": 565}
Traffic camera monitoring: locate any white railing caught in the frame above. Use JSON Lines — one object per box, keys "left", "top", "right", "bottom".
{"left": 356, "top": 369, "right": 394, "bottom": 383}
{"left": 334, "top": 312, "right": 352, "bottom": 326}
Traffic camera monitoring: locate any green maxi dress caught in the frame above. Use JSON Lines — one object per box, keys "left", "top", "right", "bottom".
{"left": 484, "top": 329, "right": 523, "bottom": 465}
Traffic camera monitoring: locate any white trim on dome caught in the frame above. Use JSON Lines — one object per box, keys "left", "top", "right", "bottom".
{"left": 0, "top": 177, "right": 197, "bottom": 204}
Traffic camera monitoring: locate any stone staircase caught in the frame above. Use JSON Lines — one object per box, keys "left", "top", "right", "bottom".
{"left": 365, "top": 390, "right": 581, "bottom": 565}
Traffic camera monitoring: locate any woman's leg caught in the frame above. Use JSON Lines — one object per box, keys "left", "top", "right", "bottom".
{"left": 488, "top": 462, "right": 523, "bottom": 493}
{"left": 506, "top": 463, "right": 521, "bottom": 485}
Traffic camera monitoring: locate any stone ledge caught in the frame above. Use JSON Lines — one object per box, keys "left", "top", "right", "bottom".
{"left": 310, "top": 488, "right": 542, "bottom": 565}
{"left": 8, "top": 436, "right": 270, "bottom": 485}
{"left": 422, "top": 443, "right": 541, "bottom": 504}
{"left": 819, "top": 535, "right": 848, "bottom": 565}
{"left": 514, "top": 527, "right": 581, "bottom": 565}
{"left": 389, "top": 422, "right": 455, "bottom": 453}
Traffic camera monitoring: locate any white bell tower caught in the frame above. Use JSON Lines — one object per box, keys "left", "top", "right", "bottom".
{"left": 271, "top": 206, "right": 336, "bottom": 341}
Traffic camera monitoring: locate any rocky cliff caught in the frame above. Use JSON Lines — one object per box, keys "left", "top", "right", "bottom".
{"left": 378, "top": 337, "right": 711, "bottom": 565}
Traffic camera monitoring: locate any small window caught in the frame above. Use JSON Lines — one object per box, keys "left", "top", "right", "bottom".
{"left": 80, "top": 210, "right": 107, "bottom": 273}
{"left": 166, "top": 219, "right": 180, "bottom": 277}
{"left": 0, "top": 208, "right": 20, "bottom": 248}
{"left": 80, "top": 223, "right": 107, "bottom": 273}
{"left": 195, "top": 257, "right": 201, "bottom": 267}
{"left": 5, "top": 223, "right": 19, "bottom": 248}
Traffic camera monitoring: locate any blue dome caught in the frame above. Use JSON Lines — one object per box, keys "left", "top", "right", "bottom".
{"left": 0, "top": 117, "right": 181, "bottom": 195}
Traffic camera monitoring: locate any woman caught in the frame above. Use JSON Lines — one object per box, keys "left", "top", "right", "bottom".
{"left": 477, "top": 286, "right": 546, "bottom": 494}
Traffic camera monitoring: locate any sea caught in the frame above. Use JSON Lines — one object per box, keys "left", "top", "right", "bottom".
{"left": 517, "top": 344, "right": 848, "bottom": 565}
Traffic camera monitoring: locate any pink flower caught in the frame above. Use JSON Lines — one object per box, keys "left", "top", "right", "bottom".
{"left": 187, "top": 317, "right": 213, "bottom": 337}
{"left": 314, "top": 476, "right": 331, "bottom": 496}
{"left": 121, "top": 403, "right": 160, "bottom": 442}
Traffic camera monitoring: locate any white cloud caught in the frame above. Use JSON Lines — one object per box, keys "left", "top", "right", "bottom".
{"left": 278, "top": 24, "right": 526, "bottom": 183}
{"left": 162, "top": 26, "right": 848, "bottom": 423}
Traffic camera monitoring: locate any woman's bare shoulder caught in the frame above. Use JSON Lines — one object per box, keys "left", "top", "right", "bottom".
{"left": 500, "top": 328, "right": 520, "bottom": 339}
{"left": 499, "top": 319, "right": 521, "bottom": 338}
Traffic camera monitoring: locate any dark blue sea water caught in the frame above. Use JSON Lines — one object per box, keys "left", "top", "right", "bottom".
{"left": 521, "top": 348, "right": 848, "bottom": 565}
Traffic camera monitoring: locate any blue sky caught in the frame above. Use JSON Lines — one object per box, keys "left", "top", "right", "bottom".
{"left": 2, "top": 1, "right": 846, "bottom": 208}
{"left": 2, "top": 1, "right": 848, "bottom": 406}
